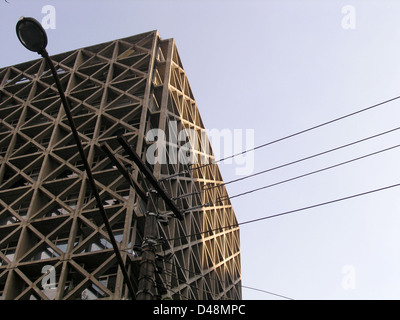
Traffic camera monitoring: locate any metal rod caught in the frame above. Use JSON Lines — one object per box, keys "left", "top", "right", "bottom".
{"left": 41, "top": 50, "right": 135, "bottom": 299}
{"left": 117, "top": 135, "right": 184, "bottom": 220}
{"left": 100, "top": 142, "right": 148, "bottom": 201}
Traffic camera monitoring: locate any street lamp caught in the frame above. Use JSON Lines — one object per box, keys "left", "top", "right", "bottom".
{"left": 16, "top": 17, "right": 135, "bottom": 299}
{"left": 16, "top": 17, "right": 48, "bottom": 55}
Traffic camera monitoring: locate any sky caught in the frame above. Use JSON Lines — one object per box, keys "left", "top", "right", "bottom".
{"left": 2, "top": 0, "right": 400, "bottom": 300}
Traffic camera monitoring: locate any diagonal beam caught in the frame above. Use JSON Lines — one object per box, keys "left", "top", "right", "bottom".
{"left": 100, "top": 142, "right": 147, "bottom": 201}
{"left": 117, "top": 135, "right": 184, "bottom": 221}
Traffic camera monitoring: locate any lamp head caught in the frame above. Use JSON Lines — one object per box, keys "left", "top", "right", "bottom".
{"left": 16, "top": 17, "right": 48, "bottom": 55}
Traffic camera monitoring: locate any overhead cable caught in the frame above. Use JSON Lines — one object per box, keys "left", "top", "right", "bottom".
{"left": 167, "top": 181, "right": 400, "bottom": 241}
{"left": 161, "top": 95, "right": 400, "bottom": 181}
{"left": 174, "top": 126, "right": 400, "bottom": 200}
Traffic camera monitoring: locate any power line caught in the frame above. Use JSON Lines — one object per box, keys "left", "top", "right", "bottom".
{"left": 162, "top": 259, "right": 291, "bottom": 300}
{"left": 174, "top": 125, "right": 400, "bottom": 200}
{"left": 161, "top": 95, "right": 400, "bottom": 181}
{"left": 180, "top": 141, "right": 400, "bottom": 211}
{"left": 167, "top": 181, "right": 400, "bottom": 241}
{"left": 241, "top": 285, "right": 294, "bottom": 300}
{"left": 162, "top": 269, "right": 235, "bottom": 300}
{"left": 146, "top": 96, "right": 400, "bottom": 300}
{"left": 163, "top": 259, "right": 237, "bottom": 297}
{"left": 218, "top": 142, "right": 400, "bottom": 203}
{"left": 158, "top": 156, "right": 400, "bottom": 299}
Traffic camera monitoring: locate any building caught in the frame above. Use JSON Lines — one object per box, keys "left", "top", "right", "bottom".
{"left": 0, "top": 31, "right": 241, "bottom": 300}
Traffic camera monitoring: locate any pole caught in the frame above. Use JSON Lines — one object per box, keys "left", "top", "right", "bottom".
{"left": 100, "top": 142, "right": 147, "bottom": 201}
{"left": 41, "top": 50, "right": 135, "bottom": 299}
{"left": 136, "top": 189, "right": 159, "bottom": 300}
{"left": 117, "top": 135, "right": 184, "bottom": 220}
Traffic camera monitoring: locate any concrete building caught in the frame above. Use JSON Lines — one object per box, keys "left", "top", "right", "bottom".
{"left": 0, "top": 31, "right": 241, "bottom": 300}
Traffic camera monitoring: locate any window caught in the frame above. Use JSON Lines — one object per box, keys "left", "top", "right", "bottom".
{"left": 64, "top": 193, "right": 79, "bottom": 210}
{"left": 45, "top": 206, "right": 69, "bottom": 217}
{"left": 14, "top": 203, "right": 29, "bottom": 219}
{"left": 0, "top": 241, "right": 17, "bottom": 264}
{"left": 27, "top": 167, "right": 41, "bottom": 181}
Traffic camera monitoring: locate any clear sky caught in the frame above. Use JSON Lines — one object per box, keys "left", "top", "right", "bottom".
{"left": 2, "top": 0, "right": 400, "bottom": 300}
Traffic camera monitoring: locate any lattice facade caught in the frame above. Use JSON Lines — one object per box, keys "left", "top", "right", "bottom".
{"left": 0, "top": 31, "right": 241, "bottom": 300}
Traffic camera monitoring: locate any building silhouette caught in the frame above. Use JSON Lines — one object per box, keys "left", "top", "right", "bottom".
{"left": 0, "top": 31, "right": 241, "bottom": 300}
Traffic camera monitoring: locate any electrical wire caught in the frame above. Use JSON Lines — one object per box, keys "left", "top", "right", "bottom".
{"left": 163, "top": 269, "right": 235, "bottom": 300}
{"left": 217, "top": 142, "right": 400, "bottom": 203}
{"left": 135, "top": 96, "right": 400, "bottom": 299}
{"left": 166, "top": 181, "right": 400, "bottom": 241}
{"left": 163, "top": 259, "right": 292, "bottom": 300}
{"left": 173, "top": 125, "right": 400, "bottom": 200}
{"left": 156, "top": 134, "right": 400, "bottom": 298}
{"left": 241, "top": 285, "right": 294, "bottom": 300}
{"left": 160, "top": 95, "right": 400, "bottom": 181}
{"left": 179, "top": 141, "right": 400, "bottom": 212}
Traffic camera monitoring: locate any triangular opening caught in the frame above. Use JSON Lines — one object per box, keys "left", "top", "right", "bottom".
{"left": 75, "top": 233, "right": 113, "bottom": 254}
{"left": 12, "top": 82, "right": 34, "bottom": 101}
{"left": 1, "top": 170, "right": 31, "bottom": 190}
{"left": 76, "top": 117, "right": 97, "bottom": 140}
{"left": 0, "top": 209, "right": 21, "bottom": 226}
{"left": 31, "top": 215, "right": 70, "bottom": 237}
{"left": 80, "top": 280, "right": 111, "bottom": 300}
{"left": 17, "top": 226, "right": 47, "bottom": 262}
{"left": 97, "top": 43, "right": 116, "bottom": 60}
{"left": 103, "top": 87, "right": 121, "bottom": 107}
{"left": 78, "top": 63, "right": 109, "bottom": 83}
{"left": 116, "top": 52, "right": 149, "bottom": 71}
{"left": 79, "top": 53, "right": 107, "bottom": 69}
{"left": 8, "top": 153, "right": 41, "bottom": 172}
{"left": 24, "top": 241, "right": 61, "bottom": 262}
{"left": 59, "top": 51, "right": 78, "bottom": 69}
{"left": 0, "top": 95, "right": 22, "bottom": 110}
{"left": 42, "top": 202, "right": 72, "bottom": 218}
{"left": 111, "top": 67, "right": 141, "bottom": 83}
{"left": 42, "top": 155, "right": 76, "bottom": 182}
{"left": 63, "top": 262, "right": 87, "bottom": 299}
{"left": 70, "top": 74, "right": 101, "bottom": 93}
{"left": 135, "top": 33, "right": 155, "bottom": 50}
{"left": 104, "top": 92, "right": 137, "bottom": 109}
{"left": 125, "top": 78, "right": 147, "bottom": 97}
{"left": 31, "top": 83, "right": 57, "bottom": 101}
{"left": 71, "top": 216, "right": 112, "bottom": 254}
{"left": 39, "top": 69, "right": 69, "bottom": 89}
{"left": 97, "top": 116, "right": 119, "bottom": 139}
{"left": 10, "top": 139, "right": 42, "bottom": 158}
{"left": 4, "top": 68, "right": 31, "bottom": 87}
{"left": 1, "top": 108, "right": 22, "bottom": 130}
{"left": 117, "top": 40, "right": 136, "bottom": 59}
{"left": 21, "top": 112, "right": 52, "bottom": 129}
{"left": 24, "top": 60, "right": 43, "bottom": 79}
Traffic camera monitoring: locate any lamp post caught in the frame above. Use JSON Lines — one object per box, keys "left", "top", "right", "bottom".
{"left": 16, "top": 17, "right": 135, "bottom": 299}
